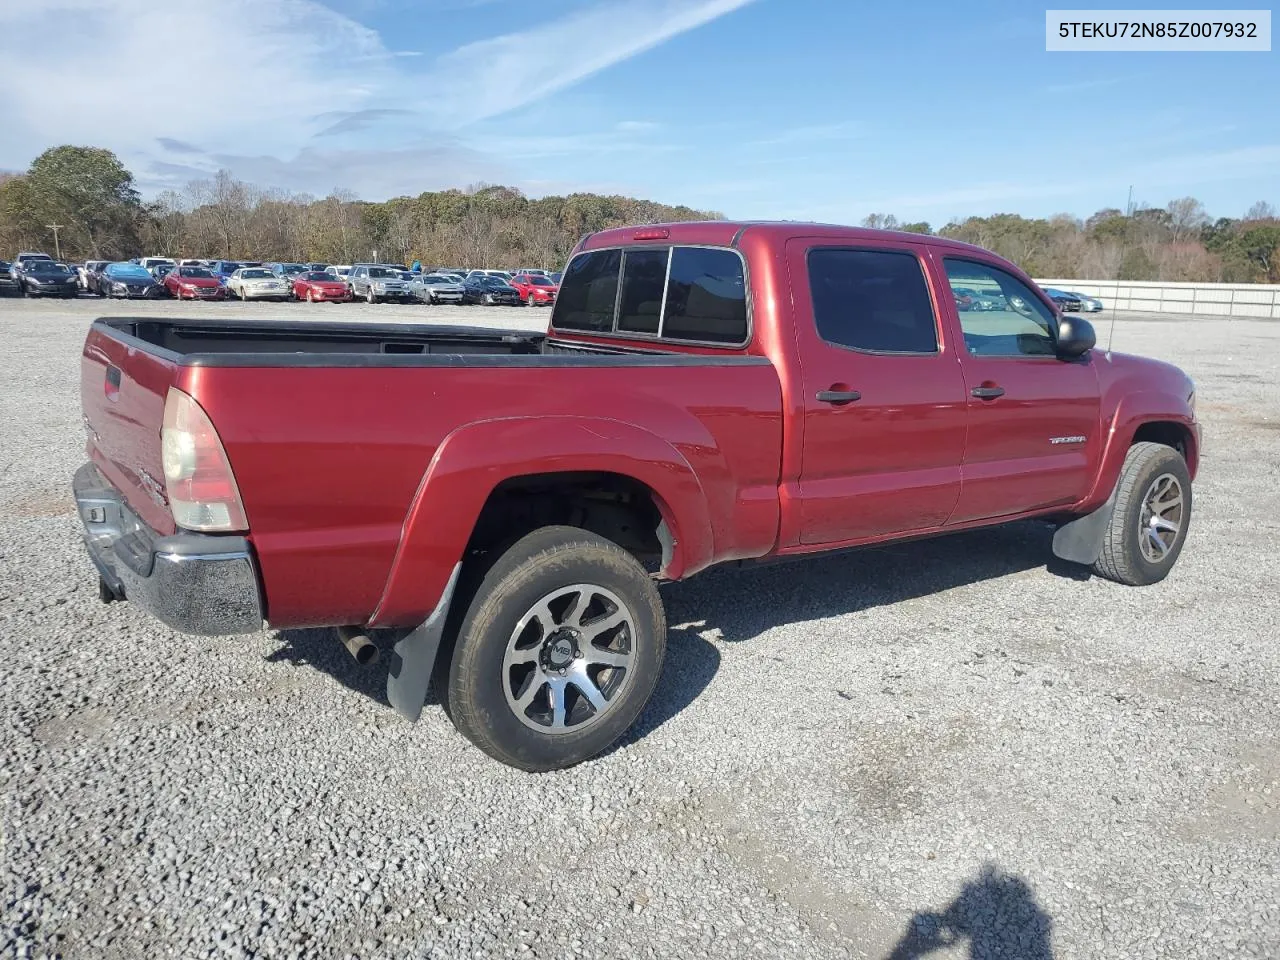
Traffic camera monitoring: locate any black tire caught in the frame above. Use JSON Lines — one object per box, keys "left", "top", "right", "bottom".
{"left": 1092, "top": 441, "right": 1192, "bottom": 586}
{"left": 442, "top": 526, "right": 666, "bottom": 772}
{"left": 366, "top": 287, "right": 376, "bottom": 304}
{"left": 18, "top": 280, "right": 27, "bottom": 297}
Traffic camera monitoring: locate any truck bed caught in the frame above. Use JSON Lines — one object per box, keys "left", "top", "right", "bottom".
{"left": 97, "top": 317, "right": 731, "bottom": 366}
{"left": 81, "top": 316, "right": 783, "bottom": 628}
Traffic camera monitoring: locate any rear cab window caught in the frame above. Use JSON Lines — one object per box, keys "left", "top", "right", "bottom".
{"left": 806, "top": 248, "right": 939, "bottom": 354}
{"left": 553, "top": 245, "right": 748, "bottom": 347}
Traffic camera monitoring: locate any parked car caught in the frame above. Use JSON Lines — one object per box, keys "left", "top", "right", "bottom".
{"left": 225, "top": 267, "right": 291, "bottom": 301}
{"left": 209, "top": 261, "right": 242, "bottom": 285}
{"left": 0, "top": 260, "right": 13, "bottom": 293}
{"left": 462, "top": 274, "right": 522, "bottom": 305}
{"left": 10, "top": 251, "right": 54, "bottom": 280}
{"left": 293, "top": 270, "right": 352, "bottom": 303}
{"left": 415, "top": 273, "right": 465, "bottom": 304}
{"left": 15, "top": 259, "right": 79, "bottom": 297}
{"left": 1042, "top": 288, "right": 1083, "bottom": 313}
{"left": 99, "top": 262, "right": 164, "bottom": 299}
{"left": 1065, "top": 290, "right": 1104, "bottom": 312}
{"left": 306, "top": 262, "right": 330, "bottom": 273}
{"left": 151, "top": 263, "right": 176, "bottom": 283}
{"left": 83, "top": 261, "right": 113, "bottom": 295}
{"left": 466, "top": 269, "right": 513, "bottom": 282}
{"left": 72, "top": 220, "right": 1199, "bottom": 772}
{"left": 163, "top": 265, "right": 226, "bottom": 300}
{"left": 952, "top": 286, "right": 1002, "bottom": 311}
{"left": 548, "top": 271, "right": 563, "bottom": 284}
{"left": 515, "top": 268, "right": 549, "bottom": 277}
{"left": 348, "top": 264, "right": 413, "bottom": 303}
{"left": 266, "top": 262, "right": 309, "bottom": 285}
{"left": 78, "top": 260, "right": 109, "bottom": 292}
{"left": 139, "top": 257, "right": 176, "bottom": 273}
{"left": 509, "top": 272, "right": 559, "bottom": 306}
{"left": 325, "top": 265, "right": 352, "bottom": 282}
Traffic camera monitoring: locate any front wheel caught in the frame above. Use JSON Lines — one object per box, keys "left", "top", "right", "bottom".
{"left": 1092, "top": 441, "right": 1192, "bottom": 586}
{"left": 442, "top": 526, "right": 666, "bottom": 772}
{"left": 366, "top": 287, "right": 375, "bottom": 304}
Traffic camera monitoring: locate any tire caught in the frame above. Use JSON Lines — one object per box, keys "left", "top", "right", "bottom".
{"left": 306, "top": 288, "right": 315, "bottom": 302}
{"left": 1092, "top": 441, "right": 1192, "bottom": 586}
{"left": 442, "top": 526, "right": 666, "bottom": 772}
{"left": 18, "top": 281, "right": 27, "bottom": 298}
{"left": 366, "top": 287, "right": 375, "bottom": 304}
{"left": 526, "top": 293, "right": 536, "bottom": 307}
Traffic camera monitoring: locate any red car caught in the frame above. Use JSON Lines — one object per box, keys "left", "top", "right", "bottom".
{"left": 163, "top": 265, "right": 225, "bottom": 300}
{"left": 74, "top": 220, "right": 1199, "bottom": 772}
{"left": 509, "top": 272, "right": 559, "bottom": 305}
{"left": 292, "top": 271, "right": 352, "bottom": 303}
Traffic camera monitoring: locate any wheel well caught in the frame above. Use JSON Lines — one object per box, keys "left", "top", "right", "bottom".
{"left": 467, "top": 472, "right": 669, "bottom": 572}
{"left": 1132, "top": 421, "right": 1190, "bottom": 460}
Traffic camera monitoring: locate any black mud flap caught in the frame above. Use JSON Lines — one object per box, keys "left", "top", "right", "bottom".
{"left": 386, "top": 563, "right": 462, "bottom": 722}
{"left": 1051, "top": 487, "right": 1118, "bottom": 566}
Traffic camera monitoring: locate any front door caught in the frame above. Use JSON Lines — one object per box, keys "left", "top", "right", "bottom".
{"left": 934, "top": 256, "right": 1102, "bottom": 523}
{"left": 786, "top": 239, "right": 969, "bottom": 545}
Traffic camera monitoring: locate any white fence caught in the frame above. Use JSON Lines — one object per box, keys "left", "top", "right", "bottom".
{"left": 1034, "top": 279, "right": 1280, "bottom": 319}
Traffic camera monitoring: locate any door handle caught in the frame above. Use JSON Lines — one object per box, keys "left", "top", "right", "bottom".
{"left": 970, "top": 385, "right": 1005, "bottom": 400}
{"left": 816, "top": 389, "right": 862, "bottom": 405}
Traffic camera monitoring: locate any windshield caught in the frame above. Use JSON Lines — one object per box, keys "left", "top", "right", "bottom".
{"left": 178, "top": 267, "right": 214, "bottom": 278}
{"left": 300, "top": 272, "right": 332, "bottom": 282}
{"left": 482, "top": 276, "right": 509, "bottom": 287}
{"left": 108, "top": 265, "right": 152, "bottom": 279}
{"left": 216, "top": 262, "right": 240, "bottom": 273}
{"left": 241, "top": 269, "right": 274, "bottom": 279}
{"left": 423, "top": 275, "right": 452, "bottom": 283}
{"left": 368, "top": 267, "right": 399, "bottom": 278}
{"left": 281, "top": 264, "right": 306, "bottom": 275}
{"left": 528, "top": 276, "right": 554, "bottom": 286}
{"left": 29, "top": 262, "right": 69, "bottom": 275}
{"left": 142, "top": 259, "right": 173, "bottom": 268}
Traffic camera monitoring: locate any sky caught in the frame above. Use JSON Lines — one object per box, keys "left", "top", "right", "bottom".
{"left": 0, "top": 0, "right": 1277, "bottom": 227}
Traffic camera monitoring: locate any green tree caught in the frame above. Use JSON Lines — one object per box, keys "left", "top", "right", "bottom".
{"left": 24, "top": 146, "right": 142, "bottom": 258}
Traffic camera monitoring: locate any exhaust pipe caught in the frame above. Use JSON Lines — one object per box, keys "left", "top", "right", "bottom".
{"left": 336, "top": 626, "right": 379, "bottom": 666}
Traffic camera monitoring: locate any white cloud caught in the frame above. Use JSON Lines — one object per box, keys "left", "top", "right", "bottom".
{"left": 419, "top": 0, "right": 758, "bottom": 124}
{"left": 0, "top": 0, "right": 755, "bottom": 199}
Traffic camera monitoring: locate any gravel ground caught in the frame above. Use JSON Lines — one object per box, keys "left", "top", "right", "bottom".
{"left": 1, "top": 296, "right": 1278, "bottom": 960}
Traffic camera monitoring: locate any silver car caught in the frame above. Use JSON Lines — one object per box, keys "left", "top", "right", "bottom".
{"left": 226, "top": 267, "right": 291, "bottom": 301}
{"left": 348, "top": 264, "right": 413, "bottom": 303}
{"left": 1067, "top": 291, "right": 1104, "bottom": 312}
{"left": 416, "top": 273, "right": 465, "bottom": 304}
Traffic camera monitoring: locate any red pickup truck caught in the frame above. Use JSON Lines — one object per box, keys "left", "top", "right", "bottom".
{"left": 75, "top": 221, "right": 1199, "bottom": 771}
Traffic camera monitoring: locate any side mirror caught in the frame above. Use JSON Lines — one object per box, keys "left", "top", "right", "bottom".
{"left": 1057, "top": 315, "right": 1096, "bottom": 358}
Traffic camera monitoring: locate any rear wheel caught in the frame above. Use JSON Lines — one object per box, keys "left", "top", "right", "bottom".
{"left": 442, "top": 526, "right": 666, "bottom": 772}
{"left": 1092, "top": 441, "right": 1192, "bottom": 585}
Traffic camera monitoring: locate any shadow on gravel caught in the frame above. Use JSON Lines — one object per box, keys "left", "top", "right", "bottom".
{"left": 265, "top": 626, "right": 402, "bottom": 709}
{"left": 883, "top": 863, "right": 1054, "bottom": 959}
{"left": 661, "top": 520, "right": 1085, "bottom": 648}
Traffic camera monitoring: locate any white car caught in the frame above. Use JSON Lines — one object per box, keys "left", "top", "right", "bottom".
{"left": 226, "top": 267, "right": 291, "bottom": 301}
{"left": 139, "top": 256, "right": 176, "bottom": 272}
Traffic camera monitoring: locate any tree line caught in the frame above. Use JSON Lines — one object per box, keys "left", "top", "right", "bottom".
{"left": 2, "top": 145, "right": 1279, "bottom": 282}
{"left": 0, "top": 146, "right": 721, "bottom": 270}
{"left": 863, "top": 199, "right": 1280, "bottom": 283}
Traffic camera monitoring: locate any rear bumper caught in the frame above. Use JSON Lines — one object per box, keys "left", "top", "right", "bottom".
{"left": 73, "top": 462, "right": 264, "bottom": 636}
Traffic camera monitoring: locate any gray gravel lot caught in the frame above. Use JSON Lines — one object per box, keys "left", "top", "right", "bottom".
{"left": 1, "top": 296, "right": 1278, "bottom": 959}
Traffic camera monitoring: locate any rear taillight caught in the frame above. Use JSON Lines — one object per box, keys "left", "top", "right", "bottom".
{"left": 161, "top": 387, "right": 248, "bottom": 532}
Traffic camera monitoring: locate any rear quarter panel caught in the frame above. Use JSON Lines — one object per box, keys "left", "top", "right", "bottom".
{"left": 183, "top": 361, "right": 783, "bottom": 629}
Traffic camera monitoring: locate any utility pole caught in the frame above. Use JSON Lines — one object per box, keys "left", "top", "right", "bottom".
{"left": 1125, "top": 186, "right": 1134, "bottom": 217}
{"left": 47, "top": 224, "right": 64, "bottom": 260}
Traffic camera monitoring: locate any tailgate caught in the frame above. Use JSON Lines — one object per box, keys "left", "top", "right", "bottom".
{"left": 81, "top": 323, "right": 179, "bottom": 536}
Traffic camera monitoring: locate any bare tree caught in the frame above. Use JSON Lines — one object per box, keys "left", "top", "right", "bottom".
{"left": 1244, "top": 200, "right": 1277, "bottom": 222}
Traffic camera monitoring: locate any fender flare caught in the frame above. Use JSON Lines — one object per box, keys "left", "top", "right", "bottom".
{"left": 369, "top": 415, "right": 715, "bottom": 629}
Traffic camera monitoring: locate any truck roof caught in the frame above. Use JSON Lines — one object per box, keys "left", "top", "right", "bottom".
{"left": 580, "top": 220, "right": 995, "bottom": 258}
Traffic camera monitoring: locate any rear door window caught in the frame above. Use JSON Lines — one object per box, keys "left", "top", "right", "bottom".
{"left": 806, "top": 248, "right": 938, "bottom": 354}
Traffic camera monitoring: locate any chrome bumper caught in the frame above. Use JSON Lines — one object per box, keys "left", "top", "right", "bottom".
{"left": 73, "top": 462, "right": 264, "bottom": 636}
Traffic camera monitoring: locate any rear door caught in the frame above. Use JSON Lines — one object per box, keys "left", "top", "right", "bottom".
{"left": 933, "top": 256, "right": 1101, "bottom": 522}
{"left": 786, "top": 238, "right": 969, "bottom": 545}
